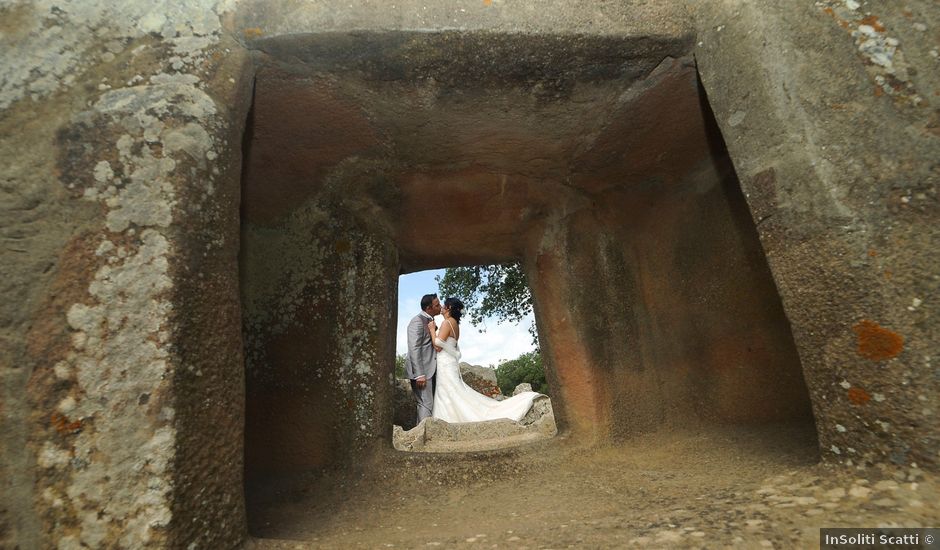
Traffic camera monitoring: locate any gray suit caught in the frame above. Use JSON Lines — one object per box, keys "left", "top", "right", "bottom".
{"left": 405, "top": 312, "right": 437, "bottom": 422}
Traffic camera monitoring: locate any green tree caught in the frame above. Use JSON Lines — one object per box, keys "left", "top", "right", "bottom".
{"left": 395, "top": 353, "right": 406, "bottom": 378}
{"left": 436, "top": 262, "right": 538, "bottom": 345}
{"left": 495, "top": 351, "right": 547, "bottom": 395}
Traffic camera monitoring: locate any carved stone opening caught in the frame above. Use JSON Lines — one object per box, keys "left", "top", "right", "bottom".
{"left": 238, "top": 31, "right": 819, "bottom": 532}
{"left": 390, "top": 269, "right": 558, "bottom": 453}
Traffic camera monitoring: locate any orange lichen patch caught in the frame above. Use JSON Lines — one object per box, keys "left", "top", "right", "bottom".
{"left": 50, "top": 412, "right": 82, "bottom": 435}
{"left": 821, "top": 6, "right": 850, "bottom": 29}
{"left": 853, "top": 320, "right": 904, "bottom": 360}
{"left": 902, "top": 9, "right": 913, "bottom": 18}
{"left": 483, "top": 0, "right": 492, "bottom": 5}
{"left": 874, "top": 85, "right": 884, "bottom": 97}
{"left": 242, "top": 27, "right": 264, "bottom": 39}
{"left": 847, "top": 387, "right": 871, "bottom": 405}
{"left": 867, "top": 249, "right": 877, "bottom": 257}
{"left": 859, "top": 15, "right": 886, "bottom": 32}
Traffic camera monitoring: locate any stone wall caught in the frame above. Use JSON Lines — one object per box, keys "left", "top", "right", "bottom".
{"left": 241, "top": 199, "right": 398, "bottom": 478}
{"left": 1, "top": 0, "right": 937, "bottom": 548}
{"left": 692, "top": 0, "right": 939, "bottom": 469}
{"left": 523, "top": 57, "right": 815, "bottom": 439}
{"left": 1, "top": 2, "right": 253, "bottom": 548}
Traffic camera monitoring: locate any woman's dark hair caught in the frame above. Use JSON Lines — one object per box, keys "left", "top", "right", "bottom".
{"left": 444, "top": 298, "right": 464, "bottom": 323}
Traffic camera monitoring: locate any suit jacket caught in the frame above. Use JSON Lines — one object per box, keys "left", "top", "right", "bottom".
{"left": 405, "top": 312, "right": 436, "bottom": 380}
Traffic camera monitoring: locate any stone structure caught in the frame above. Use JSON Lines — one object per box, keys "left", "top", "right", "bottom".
{"left": 392, "top": 394, "right": 557, "bottom": 453}
{"left": 459, "top": 362, "right": 501, "bottom": 398}
{"left": 1, "top": 1, "right": 937, "bottom": 548}
{"left": 393, "top": 364, "right": 500, "bottom": 431}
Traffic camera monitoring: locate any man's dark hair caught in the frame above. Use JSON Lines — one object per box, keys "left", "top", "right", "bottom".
{"left": 420, "top": 294, "right": 438, "bottom": 311}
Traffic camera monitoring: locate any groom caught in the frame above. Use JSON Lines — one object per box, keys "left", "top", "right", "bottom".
{"left": 405, "top": 293, "right": 442, "bottom": 423}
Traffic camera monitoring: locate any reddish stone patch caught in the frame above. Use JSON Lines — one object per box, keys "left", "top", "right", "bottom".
{"left": 26, "top": 231, "right": 105, "bottom": 406}
{"left": 50, "top": 412, "right": 82, "bottom": 435}
{"left": 748, "top": 168, "right": 778, "bottom": 222}
{"left": 396, "top": 168, "right": 539, "bottom": 270}
{"left": 859, "top": 15, "right": 886, "bottom": 32}
{"left": 847, "top": 387, "right": 871, "bottom": 405}
{"left": 242, "top": 67, "right": 383, "bottom": 224}
{"left": 852, "top": 319, "right": 904, "bottom": 360}
{"left": 571, "top": 59, "right": 709, "bottom": 192}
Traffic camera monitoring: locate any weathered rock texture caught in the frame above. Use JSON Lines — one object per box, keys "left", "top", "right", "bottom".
{"left": 1, "top": 0, "right": 937, "bottom": 548}
{"left": 459, "top": 362, "right": 501, "bottom": 398}
{"left": 692, "top": 0, "right": 940, "bottom": 470}
{"left": 392, "top": 395, "right": 557, "bottom": 453}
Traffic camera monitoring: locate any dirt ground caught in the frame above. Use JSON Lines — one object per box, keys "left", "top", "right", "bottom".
{"left": 244, "top": 423, "right": 938, "bottom": 548}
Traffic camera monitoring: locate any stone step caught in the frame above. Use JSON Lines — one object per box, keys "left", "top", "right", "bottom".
{"left": 393, "top": 396, "right": 557, "bottom": 452}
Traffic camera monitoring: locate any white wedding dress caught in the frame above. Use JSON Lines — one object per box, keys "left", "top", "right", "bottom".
{"left": 432, "top": 327, "right": 542, "bottom": 423}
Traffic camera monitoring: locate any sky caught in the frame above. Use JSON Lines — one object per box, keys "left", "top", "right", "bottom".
{"left": 397, "top": 269, "right": 536, "bottom": 368}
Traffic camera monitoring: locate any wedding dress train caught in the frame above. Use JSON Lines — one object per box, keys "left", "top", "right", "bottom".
{"left": 432, "top": 335, "right": 542, "bottom": 423}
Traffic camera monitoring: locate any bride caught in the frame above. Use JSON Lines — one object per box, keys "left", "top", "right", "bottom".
{"left": 428, "top": 298, "right": 543, "bottom": 423}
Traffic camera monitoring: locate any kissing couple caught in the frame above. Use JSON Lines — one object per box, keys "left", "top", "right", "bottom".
{"left": 404, "top": 294, "right": 542, "bottom": 425}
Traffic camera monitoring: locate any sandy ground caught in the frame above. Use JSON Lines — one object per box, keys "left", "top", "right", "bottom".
{"left": 244, "top": 423, "right": 938, "bottom": 548}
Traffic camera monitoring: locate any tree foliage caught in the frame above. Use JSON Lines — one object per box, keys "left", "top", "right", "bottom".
{"left": 436, "top": 262, "right": 538, "bottom": 345}
{"left": 395, "top": 353, "right": 406, "bottom": 378}
{"left": 495, "top": 351, "right": 547, "bottom": 395}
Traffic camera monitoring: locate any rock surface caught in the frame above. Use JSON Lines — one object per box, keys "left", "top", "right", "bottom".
{"left": 247, "top": 424, "right": 940, "bottom": 548}
{"left": 1, "top": 0, "right": 938, "bottom": 547}
{"left": 393, "top": 395, "right": 557, "bottom": 453}
{"left": 391, "top": 378, "right": 417, "bottom": 431}
{"left": 512, "top": 383, "right": 533, "bottom": 396}
{"left": 458, "top": 362, "right": 501, "bottom": 398}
